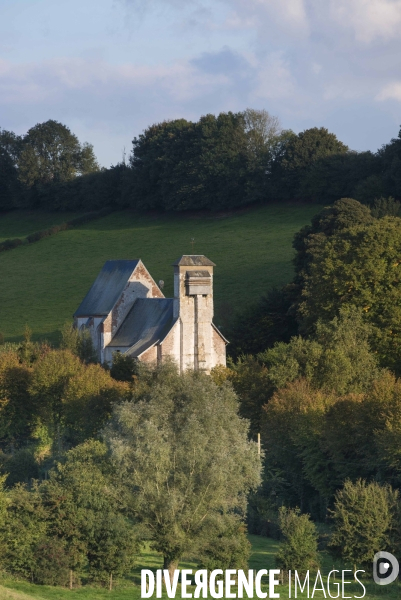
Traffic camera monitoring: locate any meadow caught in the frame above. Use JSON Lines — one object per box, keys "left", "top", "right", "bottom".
{"left": 0, "top": 211, "right": 81, "bottom": 243}
{"left": 0, "top": 535, "right": 399, "bottom": 600}
{"left": 0, "top": 205, "right": 318, "bottom": 344}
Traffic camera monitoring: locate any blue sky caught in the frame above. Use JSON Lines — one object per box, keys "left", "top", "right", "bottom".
{"left": 1, "top": 0, "right": 401, "bottom": 166}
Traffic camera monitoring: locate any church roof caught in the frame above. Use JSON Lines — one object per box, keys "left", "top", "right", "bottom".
{"left": 74, "top": 260, "right": 139, "bottom": 317}
{"left": 108, "top": 298, "right": 175, "bottom": 357}
{"left": 172, "top": 255, "right": 216, "bottom": 266}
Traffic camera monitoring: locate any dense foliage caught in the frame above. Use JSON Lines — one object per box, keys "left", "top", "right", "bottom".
{"left": 0, "top": 346, "right": 260, "bottom": 587}
{"left": 276, "top": 507, "right": 319, "bottom": 575}
{"left": 2, "top": 115, "right": 401, "bottom": 212}
{"left": 329, "top": 480, "right": 398, "bottom": 570}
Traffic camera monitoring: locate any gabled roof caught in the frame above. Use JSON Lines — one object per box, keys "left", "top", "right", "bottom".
{"left": 173, "top": 255, "right": 216, "bottom": 266}
{"left": 74, "top": 260, "right": 139, "bottom": 317}
{"left": 108, "top": 298, "right": 175, "bottom": 357}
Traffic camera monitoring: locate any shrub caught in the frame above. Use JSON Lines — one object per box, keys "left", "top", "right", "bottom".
{"left": 329, "top": 479, "right": 398, "bottom": 570}
{"left": 276, "top": 507, "right": 319, "bottom": 575}
{"left": 0, "top": 237, "right": 23, "bottom": 252}
{"left": 200, "top": 517, "right": 251, "bottom": 571}
{"left": 110, "top": 352, "right": 139, "bottom": 382}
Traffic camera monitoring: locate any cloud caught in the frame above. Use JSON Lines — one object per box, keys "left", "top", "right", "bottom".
{"left": 123, "top": 0, "right": 401, "bottom": 45}
{"left": 376, "top": 81, "right": 401, "bottom": 101}
{"left": 329, "top": 0, "right": 401, "bottom": 43}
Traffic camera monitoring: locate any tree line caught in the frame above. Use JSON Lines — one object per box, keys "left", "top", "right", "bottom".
{"left": 1, "top": 113, "right": 401, "bottom": 211}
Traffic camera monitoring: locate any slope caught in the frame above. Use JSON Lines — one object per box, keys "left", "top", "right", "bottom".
{"left": 0, "top": 205, "right": 319, "bottom": 343}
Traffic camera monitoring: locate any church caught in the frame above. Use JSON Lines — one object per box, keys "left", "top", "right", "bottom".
{"left": 74, "top": 255, "right": 227, "bottom": 372}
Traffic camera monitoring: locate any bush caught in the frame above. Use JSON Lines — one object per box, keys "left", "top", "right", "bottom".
{"left": 60, "top": 322, "right": 98, "bottom": 364}
{"left": 0, "top": 237, "right": 23, "bottom": 252}
{"left": 329, "top": 479, "right": 398, "bottom": 570}
{"left": 110, "top": 352, "right": 139, "bottom": 382}
{"left": 200, "top": 517, "right": 251, "bottom": 571}
{"left": 276, "top": 507, "right": 319, "bottom": 575}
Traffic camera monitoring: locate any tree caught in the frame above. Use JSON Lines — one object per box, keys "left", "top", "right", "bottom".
{"left": 0, "top": 349, "right": 34, "bottom": 447}
{"left": 262, "top": 378, "right": 334, "bottom": 513}
{"left": 0, "top": 482, "right": 48, "bottom": 579}
{"left": 271, "top": 127, "right": 348, "bottom": 200}
{"left": 372, "top": 373, "right": 401, "bottom": 484}
{"left": 60, "top": 322, "right": 98, "bottom": 364}
{"left": 41, "top": 440, "right": 137, "bottom": 589}
{"left": 329, "top": 480, "right": 398, "bottom": 570}
{"left": 0, "top": 147, "right": 21, "bottom": 210}
{"left": 242, "top": 108, "right": 281, "bottom": 152}
{"left": 128, "top": 111, "right": 272, "bottom": 211}
{"left": 258, "top": 309, "right": 379, "bottom": 395}
{"left": 103, "top": 362, "right": 261, "bottom": 578}
{"left": 298, "top": 216, "right": 401, "bottom": 372}
{"left": 298, "top": 150, "right": 379, "bottom": 204}
{"left": 18, "top": 120, "right": 99, "bottom": 188}
{"left": 293, "top": 198, "right": 374, "bottom": 280}
{"left": 242, "top": 108, "right": 282, "bottom": 202}
{"left": 228, "top": 355, "right": 273, "bottom": 436}
{"left": 376, "top": 127, "right": 401, "bottom": 201}
{"left": 370, "top": 196, "right": 401, "bottom": 218}
{"left": 276, "top": 507, "right": 319, "bottom": 575}
{"left": 228, "top": 286, "right": 299, "bottom": 358}
{"left": 28, "top": 348, "right": 127, "bottom": 451}
{"left": 0, "top": 128, "right": 23, "bottom": 167}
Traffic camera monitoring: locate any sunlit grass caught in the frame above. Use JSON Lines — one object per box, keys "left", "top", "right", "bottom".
{"left": 1, "top": 535, "right": 400, "bottom": 599}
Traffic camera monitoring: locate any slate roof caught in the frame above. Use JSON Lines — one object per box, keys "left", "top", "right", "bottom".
{"left": 108, "top": 298, "right": 175, "bottom": 357}
{"left": 173, "top": 255, "right": 216, "bottom": 267}
{"left": 74, "top": 260, "right": 139, "bottom": 317}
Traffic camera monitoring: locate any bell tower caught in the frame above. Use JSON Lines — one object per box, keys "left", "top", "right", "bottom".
{"left": 173, "top": 255, "right": 215, "bottom": 372}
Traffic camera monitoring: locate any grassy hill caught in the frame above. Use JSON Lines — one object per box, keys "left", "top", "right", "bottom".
{"left": 0, "top": 211, "right": 81, "bottom": 242}
{"left": 0, "top": 205, "right": 319, "bottom": 344}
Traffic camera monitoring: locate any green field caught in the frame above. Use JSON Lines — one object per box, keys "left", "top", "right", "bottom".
{"left": 0, "top": 535, "right": 398, "bottom": 599}
{"left": 0, "top": 211, "right": 81, "bottom": 242}
{"left": 0, "top": 205, "right": 318, "bottom": 344}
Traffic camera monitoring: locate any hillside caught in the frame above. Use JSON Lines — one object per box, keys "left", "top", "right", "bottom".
{"left": 0, "top": 211, "right": 81, "bottom": 242}
{"left": 0, "top": 205, "right": 319, "bottom": 344}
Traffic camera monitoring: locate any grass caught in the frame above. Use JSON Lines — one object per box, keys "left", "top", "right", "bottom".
{"left": 0, "top": 211, "right": 82, "bottom": 242}
{"left": 0, "top": 204, "right": 319, "bottom": 344}
{"left": 0, "top": 535, "right": 399, "bottom": 599}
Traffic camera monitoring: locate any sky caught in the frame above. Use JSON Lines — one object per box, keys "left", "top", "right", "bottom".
{"left": 1, "top": 0, "right": 401, "bottom": 167}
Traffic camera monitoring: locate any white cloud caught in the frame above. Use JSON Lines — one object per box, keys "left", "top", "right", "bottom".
{"left": 329, "top": 0, "right": 401, "bottom": 43}
{"left": 376, "top": 81, "right": 401, "bottom": 101}
{"left": 252, "top": 52, "right": 296, "bottom": 101}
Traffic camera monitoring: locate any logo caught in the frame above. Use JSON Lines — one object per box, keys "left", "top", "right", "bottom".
{"left": 373, "top": 551, "right": 399, "bottom": 585}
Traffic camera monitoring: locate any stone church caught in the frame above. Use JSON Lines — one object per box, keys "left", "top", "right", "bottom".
{"left": 74, "top": 255, "right": 227, "bottom": 371}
